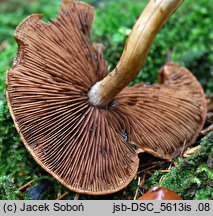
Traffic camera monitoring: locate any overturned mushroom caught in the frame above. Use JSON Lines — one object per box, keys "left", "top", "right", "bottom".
{"left": 6, "top": 0, "right": 207, "bottom": 195}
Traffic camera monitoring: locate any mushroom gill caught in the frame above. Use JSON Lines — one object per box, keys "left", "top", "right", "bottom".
{"left": 7, "top": 1, "right": 139, "bottom": 195}
{"left": 115, "top": 62, "right": 206, "bottom": 159}
{"left": 6, "top": 0, "right": 207, "bottom": 195}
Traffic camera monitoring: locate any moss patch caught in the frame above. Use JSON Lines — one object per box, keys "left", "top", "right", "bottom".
{"left": 143, "top": 133, "right": 213, "bottom": 200}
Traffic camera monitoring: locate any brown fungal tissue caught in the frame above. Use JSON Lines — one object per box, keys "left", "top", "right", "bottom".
{"left": 138, "top": 187, "right": 182, "bottom": 200}
{"left": 6, "top": 0, "right": 207, "bottom": 195}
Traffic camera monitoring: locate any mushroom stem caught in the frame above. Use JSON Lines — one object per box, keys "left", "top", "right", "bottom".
{"left": 88, "top": 0, "right": 184, "bottom": 107}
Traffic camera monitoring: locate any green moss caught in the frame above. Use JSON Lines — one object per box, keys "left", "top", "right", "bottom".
{"left": 0, "top": 176, "right": 20, "bottom": 200}
{"left": 194, "top": 186, "right": 213, "bottom": 200}
{"left": 197, "top": 164, "right": 213, "bottom": 180}
{"left": 143, "top": 133, "right": 213, "bottom": 200}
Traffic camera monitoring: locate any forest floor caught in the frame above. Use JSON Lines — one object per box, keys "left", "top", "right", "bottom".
{"left": 0, "top": 0, "right": 212, "bottom": 200}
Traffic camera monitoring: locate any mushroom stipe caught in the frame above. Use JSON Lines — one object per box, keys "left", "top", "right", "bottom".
{"left": 6, "top": 0, "right": 207, "bottom": 195}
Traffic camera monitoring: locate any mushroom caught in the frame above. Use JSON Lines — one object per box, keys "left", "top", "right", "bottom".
{"left": 6, "top": 0, "right": 207, "bottom": 195}
{"left": 138, "top": 187, "right": 182, "bottom": 200}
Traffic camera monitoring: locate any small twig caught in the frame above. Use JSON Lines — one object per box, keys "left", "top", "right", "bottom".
{"left": 56, "top": 192, "right": 69, "bottom": 200}
{"left": 201, "top": 124, "right": 213, "bottom": 136}
{"left": 158, "top": 170, "right": 171, "bottom": 173}
{"left": 180, "top": 140, "right": 187, "bottom": 157}
{"left": 139, "top": 188, "right": 144, "bottom": 196}
{"left": 139, "top": 174, "right": 146, "bottom": 196}
{"left": 134, "top": 174, "right": 146, "bottom": 200}
{"left": 18, "top": 180, "right": 34, "bottom": 191}
{"left": 159, "top": 163, "right": 173, "bottom": 184}
{"left": 137, "top": 163, "right": 163, "bottom": 175}
{"left": 74, "top": 193, "right": 80, "bottom": 200}
{"left": 134, "top": 177, "right": 141, "bottom": 200}
{"left": 140, "top": 174, "right": 146, "bottom": 188}
{"left": 183, "top": 145, "right": 201, "bottom": 157}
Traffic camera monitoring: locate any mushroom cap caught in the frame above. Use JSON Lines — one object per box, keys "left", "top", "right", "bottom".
{"left": 116, "top": 62, "right": 207, "bottom": 160}
{"left": 6, "top": 0, "right": 139, "bottom": 195}
{"left": 138, "top": 187, "right": 182, "bottom": 200}
{"left": 6, "top": 0, "right": 206, "bottom": 194}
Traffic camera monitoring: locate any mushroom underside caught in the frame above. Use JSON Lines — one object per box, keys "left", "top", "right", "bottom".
{"left": 6, "top": 1, "right": 207, "bottom": 194}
